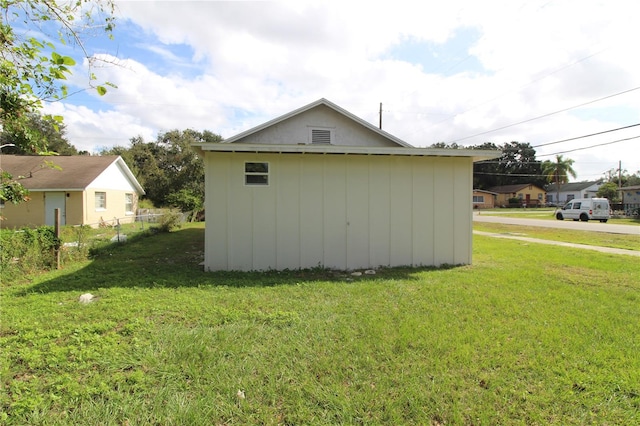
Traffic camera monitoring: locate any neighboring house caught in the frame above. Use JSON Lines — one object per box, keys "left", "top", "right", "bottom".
{"left": 487, "top": 183, "right": 546, "bottom": 207}
{"left": 545, "top": 180, "right": 603, "bottom": 205}
{"left": 0, "top": 155, "right": 144, "bottom": 228}
{"left": 194, "top": 98, "right": 499, "bottom": 272}
{"left": 621, "top": 185, "right": 640, "bottom": 216}
{"left": 472, "top": 189, "right": 497, "bottom": 209}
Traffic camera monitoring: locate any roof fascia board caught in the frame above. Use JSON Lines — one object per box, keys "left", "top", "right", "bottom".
{"left": 193, "top": 142, "right": 501, "bottom": 162}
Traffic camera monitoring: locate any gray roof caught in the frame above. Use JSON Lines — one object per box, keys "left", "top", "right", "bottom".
{"left": 487, "top": 183, "right": 545, "bottom": 194}
{"left": 222, "top": 98, "right": 413, "bottom": 147}
{"left": 194, "top": 98, "right": 501, "bottom": 162}
{"left": 545, "top": 181, "right": 601, "bottom": 192}
{"left": 0, "top": 155, "right": 144, "bottom": 193}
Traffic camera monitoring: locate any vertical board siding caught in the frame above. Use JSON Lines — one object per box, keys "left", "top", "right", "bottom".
{"left": 368, "top": 157, "right": 391, "bottom": 267}
{"left": 204, "top": 152, "right": 473, "bottom": 271}
{"left": 323, "top": 157, "right": 347, "bottom": 270}
{"left": 433, "top": 158, "right": 455, "bottom": 266}
{"left": 299, "top": 159, "right": 324, "bottom": 269}
{"left": 251, "top": 156, "right": 277, "bottom": 270}
{"left": 412, "top": 157, "right": 435, "bottom": 266}
{"left": 389, "top": 157, "right": 413, "bottom": 266}
{"left": 346, "top": 156, "right": 370, "bottom": 269}
{"left": 276, "top": 156, "right": 301, "bottom": 270}
{"left": 453, "top": 158, "right": 473, "bottom": 264}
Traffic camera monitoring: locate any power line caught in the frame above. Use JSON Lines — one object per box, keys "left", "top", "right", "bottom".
{"left": 538, "top": 135, "right": 640, "bottom": 157}
{"left": 449, "top": 85, "right": 640, "bottom": 143}
{"left": 531, "top": 123, "right": 640, "bottom": 148}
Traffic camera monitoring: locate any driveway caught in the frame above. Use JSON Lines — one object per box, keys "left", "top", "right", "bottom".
{"left": 473, "top": 212, "right": 640, "bottom": 235}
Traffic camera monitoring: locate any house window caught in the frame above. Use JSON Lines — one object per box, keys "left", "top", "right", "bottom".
{"left": 567, "top": 194, "right": 575, "bottom": 201}
{"left": 309, "top": 127, "right": 333, "bottom": 144}
{"left": 473, "top": 195, "right": 485, "bottom": 203}
{"left": 125, "top": 193, "right": 134, "bottom": 214}
{"left": 538, "top": 193, "right": 543, "bottom": 200}
{"left": 245, "top": 162, "right": 269, "bottom": 186}
{"left": 95, "top": 192, "right": 106, "bottom": 210}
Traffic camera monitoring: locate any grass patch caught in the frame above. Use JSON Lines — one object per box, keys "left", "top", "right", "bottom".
{"left": 474, "top": 222, "right": 640, "bottom": 251}
{"left": 2, "top": 223, "right": 639, "bottom": 424}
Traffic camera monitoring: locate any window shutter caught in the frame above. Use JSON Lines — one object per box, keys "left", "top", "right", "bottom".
{"left": 311, "top": 129, "right": 331, "bottom": 144}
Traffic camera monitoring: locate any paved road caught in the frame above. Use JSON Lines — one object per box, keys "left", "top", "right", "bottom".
{"left": 473, "top": 212, "right": 640, "bottom": 235}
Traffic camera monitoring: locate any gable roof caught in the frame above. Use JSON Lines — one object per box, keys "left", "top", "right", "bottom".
{"left": 473, "top": 189, "right": 498, "bottom": 195}
{"left": 194, "top": 99, "right": 501, "bottom": 162}
{"left": 487, "top": 183, "right": 545, "bottom": 194}
{"left": 223, "top": 98, "right": 412, "bottom": 148}
{"left": 0, "top": 155, "right": 144, "bottom": 194}
{"left": 545, "top": 181, "right": 601, "bottom": 192}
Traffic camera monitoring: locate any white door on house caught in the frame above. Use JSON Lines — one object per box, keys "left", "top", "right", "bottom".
{"left": 45, "top": 192, "right": 66, "bottom": 226}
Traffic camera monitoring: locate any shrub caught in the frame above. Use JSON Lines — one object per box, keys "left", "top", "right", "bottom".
{"left": 153, "top": 210, "right": 183, "bottom": 233}
{"left": 0, "top": 226, "right": 60, "bottom": 281}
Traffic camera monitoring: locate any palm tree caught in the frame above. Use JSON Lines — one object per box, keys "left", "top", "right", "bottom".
{"left": 542, "top": 155, "right": 577, "bottom": 205}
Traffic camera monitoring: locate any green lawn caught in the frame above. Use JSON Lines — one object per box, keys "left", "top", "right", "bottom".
{"left": 474, "top": 222, "right": 640, "bottom": 251}
{"left": 1, "top": 223, "right": 639, "bottom": 425}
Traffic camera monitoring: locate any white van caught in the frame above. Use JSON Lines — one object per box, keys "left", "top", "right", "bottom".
{"left": 555, "top": 198, "right": 610, "bottom": 222}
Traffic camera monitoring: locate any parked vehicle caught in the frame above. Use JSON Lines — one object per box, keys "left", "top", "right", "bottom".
{"left": 555, "top": 198, "right": 610, "bottom": 222}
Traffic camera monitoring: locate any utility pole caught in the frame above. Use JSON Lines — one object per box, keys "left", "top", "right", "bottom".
{"left": 618, "top": 160, "right": 623, "bottom": 205}
{"left": 379, "top": 102, "right": 382, "bottom": 129}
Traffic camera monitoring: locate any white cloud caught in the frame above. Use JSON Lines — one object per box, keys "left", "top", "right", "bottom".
{"left": 51, "top": 0, "right": 640, "bottom": 180}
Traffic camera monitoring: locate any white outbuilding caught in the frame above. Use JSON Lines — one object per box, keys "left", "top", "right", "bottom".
{"left": 194, "top": 99, "right": 499, "bottom": 272}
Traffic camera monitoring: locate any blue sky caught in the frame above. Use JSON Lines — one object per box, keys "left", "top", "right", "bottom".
{"left": 36, "top": 0, "right": 640, "bottom": 181}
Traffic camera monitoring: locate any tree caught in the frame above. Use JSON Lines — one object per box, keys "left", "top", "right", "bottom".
{"left": 541, "top": 155, "right": 577, "bottom": 204}
{"left": 0, "top": 113, "right": 78, "bottom": 155}
{"left": 1, "top": 0, "right": 116, "bottom": 152}
{"left": 102, "top": 129, "right": 223, "bottom": 217}
{"left": 1, "top": 0, "right": 116, "bottom": 205}
{"left": 596, "top": 182, "right": 620, "bottom": 202}
{"left": 472, "top": 142, "right": 543, "bottom": 189}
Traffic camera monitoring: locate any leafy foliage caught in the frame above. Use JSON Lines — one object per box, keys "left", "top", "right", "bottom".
{"left": 0, "top": 0, "right": 116, "bottom": 153}
{"left": 0, "top": 112, "right": 78, "bottom": 155}
{"left": 542, "top": 154, "right": 577, "bottom": 202}
{"left": 0, "top": 226, "right": 60, "bottom": 279}
{"left": 103, "top": 129, "right": 222, "bottom": 210}
{"left": 597, "top": 181, "right": 620, "bottom": 201}
{"left": 472, "top": 141, "right": 544, "bottom": 189}
{"left": 0, "top": 0, "right": 116, "bottom": 206}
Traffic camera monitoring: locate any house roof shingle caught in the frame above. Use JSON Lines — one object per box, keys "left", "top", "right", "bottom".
{"left": 0, "top": 155, "right": 143, "bottom": 193}
{"left": 545, "top": 180, "right": 601, "bottom": 192}
{"left": 487, "top": 183, "right": 544, "bottom": 194}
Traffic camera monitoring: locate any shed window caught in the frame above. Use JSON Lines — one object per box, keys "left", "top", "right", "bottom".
{"left": 95, "top": 192, "right": 106, "bottom": 210}
{"left": 245, "top": 162, "right": 269, "bottom": 186}
{"left": 310, "top": 128, "right": 333, "bottom": 144}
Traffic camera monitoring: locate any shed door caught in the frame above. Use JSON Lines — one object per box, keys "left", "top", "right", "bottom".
{"left": 45, "top": 192, "right": 66, "bottom": 226}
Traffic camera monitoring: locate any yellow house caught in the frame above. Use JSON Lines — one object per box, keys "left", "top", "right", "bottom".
{"left": 0, "top": 155, "right": 145, "bottom": 228}
{"left": 472, "top": 189, "right": 498, "bottom": 209}
{"left": 487, "top": 183, "right": 546, "bottom": 207}
{"left": 194, "top": 98, "right": 499, "bottom": 271}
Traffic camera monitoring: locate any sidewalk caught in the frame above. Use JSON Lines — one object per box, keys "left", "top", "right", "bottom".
{"left": 474, "top": 231, "right": 640, "bottom": 257}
